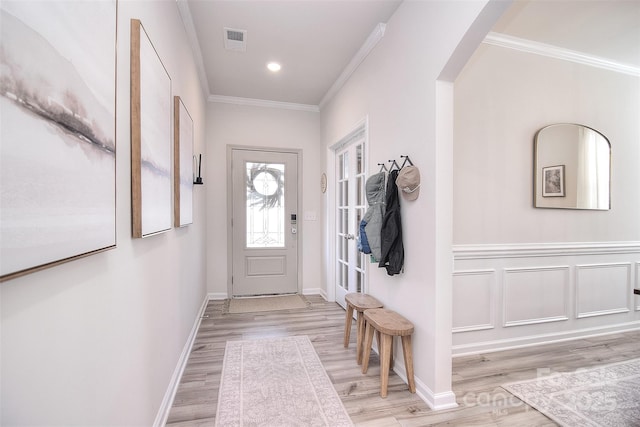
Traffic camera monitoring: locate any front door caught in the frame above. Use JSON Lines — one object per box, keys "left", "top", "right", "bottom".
{"left": 231, "top": 148, "right": 298, "bottom": 296}
{"left": 334, "top": 141, "right": 367, "bottom": 308}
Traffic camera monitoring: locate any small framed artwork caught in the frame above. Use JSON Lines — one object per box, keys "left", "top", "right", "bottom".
{"left": 174, "top": 96, "right": 194, "bottom": 227}
{"left": 542, "top": 165, "right": 565, "bottom": 197}
{"left": 130, "top": 19, "right": 173, "bottom": 238}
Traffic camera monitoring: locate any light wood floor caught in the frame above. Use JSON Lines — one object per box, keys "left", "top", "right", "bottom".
{"left": 166, "top": 295, "right": 640, "bottom": 426}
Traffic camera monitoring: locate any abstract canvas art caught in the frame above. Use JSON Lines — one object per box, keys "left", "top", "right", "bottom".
{"left": 174, "top": 96, "right": 194, "bottom": 227}
{"left": 0, "top": 2, "right": 117, "bottom": 281}
{"left": 130, "top": 19, "right": 172, "bottom": 238}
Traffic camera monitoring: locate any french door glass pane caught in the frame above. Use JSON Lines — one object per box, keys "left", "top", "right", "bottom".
{"left": 343, "top": 152, "right": 349, "bottom": 179}
{"left": 340, "top": 262, "right": 347, "bottom": 289}
{"left": 356, "top": 208, "right": 363, "bottom": 269}
{"left": 246, "top": 162, "right": 285, "bottom": 248}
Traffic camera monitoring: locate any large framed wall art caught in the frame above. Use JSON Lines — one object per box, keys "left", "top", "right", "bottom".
{"left": 0, "top": 1, "right": 117, "bottom": 281}
{"left": 130, "top": 19, "right": 172, "bottom": 238}
{"left": 174, "top": 96, "right": 194, "bottom": 227}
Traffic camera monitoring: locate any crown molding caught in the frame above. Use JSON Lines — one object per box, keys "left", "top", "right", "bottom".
{"left": 483, "top": 32, "right": 640, "bottom": 77}
{"left": 176, "top": 0, "right": 211, "bottom": 97}
{"left": 319, "top": 22, "right": 387, "bottom": 110}
{"left": 208, "top": 95, "right": 320, "bottom": 113}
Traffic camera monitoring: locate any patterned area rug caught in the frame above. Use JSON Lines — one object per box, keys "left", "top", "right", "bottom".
{"left": 215, "top": 336, "right": 353, "bottom": 427}
{"left": 503, "top": 358, "right": 640, "bottom": 426}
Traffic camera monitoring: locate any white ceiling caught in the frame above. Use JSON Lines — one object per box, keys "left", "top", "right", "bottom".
{"left": 183, "top": 0, "right": 402, "bottom": 106}
{"left": 181, "top": 0, "right": 640, "bottom": 107}
{"left": 493, "top": 0, "right": 640, "bottom": 68}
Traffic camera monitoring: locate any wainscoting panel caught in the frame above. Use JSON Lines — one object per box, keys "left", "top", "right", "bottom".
{"left": 503, "top": 266, "right": 569, "bottom": 327}
{"left": 452, "top": 269, "right": 495, "bottom": 332}
{"left": 576, "top": 263, "right": 631, "bottom": 318}
{"left": 452, "top": 242, "right": 640, "bottom": 355}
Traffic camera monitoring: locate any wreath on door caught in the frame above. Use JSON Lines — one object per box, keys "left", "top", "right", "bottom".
{"left": 246, "top": 164, "right": 284, "bottom": 210}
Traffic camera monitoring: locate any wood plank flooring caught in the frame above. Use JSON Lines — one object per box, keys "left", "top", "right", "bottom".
{"left": 166, "top": 295, "right": 640, "bottom": 426}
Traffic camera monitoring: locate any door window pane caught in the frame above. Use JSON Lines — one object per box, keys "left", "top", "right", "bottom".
{"left": 343, "top": 152, "right": 349, "bottom": 179}
{"left": 246, "top": 162, "right": 285, "bottom": 248}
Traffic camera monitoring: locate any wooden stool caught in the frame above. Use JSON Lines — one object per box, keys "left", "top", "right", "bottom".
{"left": 361, "top": 308, "right": 415, "bottom": 398}
{"left": 343, "top": 293, "right": 383, "bottom": 365}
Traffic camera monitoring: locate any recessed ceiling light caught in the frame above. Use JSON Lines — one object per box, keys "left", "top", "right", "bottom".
{"left": 267, "top": 62, "right": 281, "bottom": 72}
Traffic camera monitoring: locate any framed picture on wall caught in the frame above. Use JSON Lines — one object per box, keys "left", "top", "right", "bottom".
{"left": 174, "top": 96, "right": 194, "bottom": 227}
{"left": 130, "top": 19, "right": 173, "bottom": 238}
{"left": 542, "top": 165, "right": 565, "bottom": 197}
{"left": 0, "top": 1, "right": 117, "bottom": 281}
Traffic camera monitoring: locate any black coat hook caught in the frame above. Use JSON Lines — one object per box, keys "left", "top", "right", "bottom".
{"left": 400, "top": 155, "right": 414, "bottom": 168}
{"left": 388, "top": 159, "right": 400, "bottom": 171}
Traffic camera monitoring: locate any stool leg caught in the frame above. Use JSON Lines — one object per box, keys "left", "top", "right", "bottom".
{"left": 401, "top": 335, "right": 416, "bottom": 393}
{"left": 361, "top": 321, "right": 375, "bottom": 374}
{"left": 380, "top": 334, "right": 393, "bottom": 398}
{"left": 356, "top": 311, "right": 365, "bottom": 364}
{"left": 343, "top": 304, "right": 354, "bottom": 348}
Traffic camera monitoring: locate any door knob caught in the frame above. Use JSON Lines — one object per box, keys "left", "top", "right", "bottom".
{"left": 346, "top": 234, "right": 355, "bottom": 240}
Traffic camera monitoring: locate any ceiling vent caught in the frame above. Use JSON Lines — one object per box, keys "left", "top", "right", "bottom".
{"left": 224, "top": 27, "right": 247, "bottom": 52}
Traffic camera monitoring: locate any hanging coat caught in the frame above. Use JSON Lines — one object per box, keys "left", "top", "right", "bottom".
{"left": 378, "top": 169, "right": 403, "bottom": 275}
{"left": 359, "top": 172, "right": 386, "bottom": 260}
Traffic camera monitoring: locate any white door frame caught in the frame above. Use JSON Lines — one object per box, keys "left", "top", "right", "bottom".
{"left": 326, "top": 117, "right": 369, "bottom": 303}
{"left": 226, "top": 145, "right": 303, "bottom": 298}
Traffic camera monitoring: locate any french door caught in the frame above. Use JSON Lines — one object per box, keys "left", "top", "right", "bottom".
{"left": 231, "top": 148, "right": 299, "bottom": 296}
{"left": 335, "top": 140, "right": 367, "bottom": 309}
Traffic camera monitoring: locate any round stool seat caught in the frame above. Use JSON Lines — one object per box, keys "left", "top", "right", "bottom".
{"left": 363, "top": 308, "right": 414, "bottom": 336}
{"left": 345, "top": 293, "right": 383, "bottom": 311}
{"left": 362, "top": 308, "right": 415, "bottom": 398}
{"left": 343, "top": 293, "right": 383, "bottom": 365}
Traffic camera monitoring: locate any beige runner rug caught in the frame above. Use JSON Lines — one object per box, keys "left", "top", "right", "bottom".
{"left": 503, "top": 358, "right": 640, "bottom": 426}
{"left": 228, "top": 294, "right": 307, "bottom": 314}
{"left": 215, "top": 335, "right": 353, "bottom": 427}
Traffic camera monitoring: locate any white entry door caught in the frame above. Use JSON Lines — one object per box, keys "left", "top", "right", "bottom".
{"left": 334, "top": 141, "right": 367, "bottom": 308}
{"left": 231, "top": 149, "right": 299, "bottom": 296}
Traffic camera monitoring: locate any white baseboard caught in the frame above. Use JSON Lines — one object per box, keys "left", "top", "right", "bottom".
{"left": 392, "top": 361, "right": 458, "bottom": 411}
{"left": 154, "top": 294, "right": 209, "bottom": 427}
{"left": 453, "top": 321, "right": 640, "bottom": 357}
{"left": 302, "top": 287, "right": 324, "bottom": 297}
{"left": 208, "top": 292, "right": 228, "bottom": 300}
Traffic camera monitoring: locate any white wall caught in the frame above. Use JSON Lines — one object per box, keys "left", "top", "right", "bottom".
{"left": 205, "top": 102, "right": 322, "bottom": 298}
{"left": 320, "top": 0, "right": 495, "bottom": 409}
{"left": 452, "top": 43, "right": 640, "bottom": 354}
{"left": 1, "top": 1, "right": 208, "bottom": 425}
{"left": 454, "top": 44, "right": 640, "bottom": 244}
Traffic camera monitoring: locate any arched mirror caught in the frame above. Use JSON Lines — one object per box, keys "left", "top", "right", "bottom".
{"left": 534, "top": 124, "right": 610, "bottom": 210}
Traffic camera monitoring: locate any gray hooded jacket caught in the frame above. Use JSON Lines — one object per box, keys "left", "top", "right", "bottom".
{"left": 361, "top": 172, "right": 386, "bottom": 261}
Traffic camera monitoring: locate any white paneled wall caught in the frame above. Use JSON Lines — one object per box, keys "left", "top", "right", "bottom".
{"left": 576, "top": 263, "right": 631, "bottom": 318}
{"left": 503, "top": 266, "right": 569, "bottom": 327}
{"left": 452, "top": 243, "right": 640, "bottom": 355}
{"left": 452, "top": 269, "right": 495, "bottom": 332}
